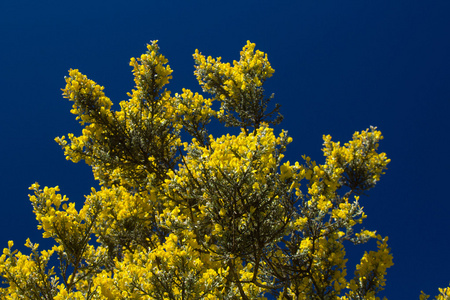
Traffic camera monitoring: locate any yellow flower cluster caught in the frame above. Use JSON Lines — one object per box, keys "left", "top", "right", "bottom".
{"left": 322, "top": 127, "right": 391, "bottom": 193}
{"left": 165, "top": 125, "right": 299, "bottom": 256}
{"left": 167, "top": 124, "right": 293, "bottom": 195}
{"left": 130, "top": 40, "right": 173, "bottom": 93}
{"left": 175, "top": 88, "right": 216, "bottom": 124}
{"left": 0, "top": 239, "right": 59, "bottom": 299}
{"left": 58, "top": 68, "right": 115, "bottom": 166}
{"left": 194, "top": 41, "right": 274, "bottom": 97}
{"left": 193, "top": 41, "right": 280, "bottom": 129}
{"left": 85, "top": 185, "right": 156, "bottom": 244}
{"left": 91, "top": 232, "right": 228, "bottom": 299}
{"left": 172, "top": 88, "right": 216, "bottom": 145}
{"left": 421, "top": 286, "right": 450, "bottom": 300}
{"left": 62, "top": 68, "right": 113, "bottom": 126}
{"left": 28, "top": 183, "right": 83, "bottom": 240}
{"left": 57, "top": 41, "right": 181, "bottom": 189}
{"left": 346, "top": 236, "right": 394, "bottom": 299}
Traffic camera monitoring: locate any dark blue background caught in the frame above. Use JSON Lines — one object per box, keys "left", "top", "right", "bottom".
{"left": 1, "top": 1, "right": 449, "bottom": 298}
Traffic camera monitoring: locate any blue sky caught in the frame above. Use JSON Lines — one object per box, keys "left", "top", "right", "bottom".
{"left": 1, "top": 1, "right": 449, "bottom": 298}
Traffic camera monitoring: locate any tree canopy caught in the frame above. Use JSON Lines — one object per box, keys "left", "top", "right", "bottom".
{"left": 0, "top": 41, "right": 447, "bottom": 299}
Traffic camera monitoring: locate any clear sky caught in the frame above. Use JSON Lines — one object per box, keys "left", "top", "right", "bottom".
{"left": 1, "top": 1, "right": 449, "bottom": 298}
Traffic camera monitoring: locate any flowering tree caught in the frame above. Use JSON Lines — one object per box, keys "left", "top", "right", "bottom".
{"left": 0, "top": 40, "right": 438, "bottom": 299}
